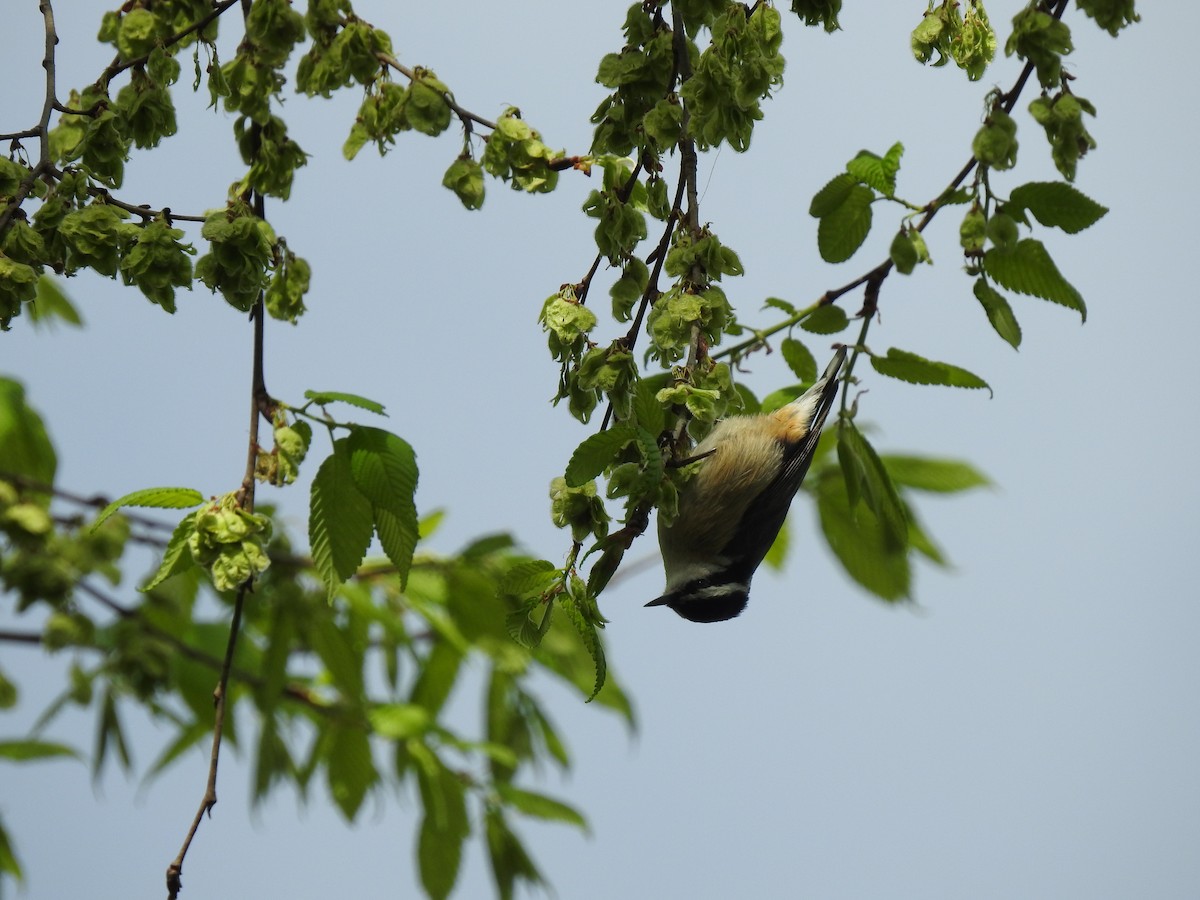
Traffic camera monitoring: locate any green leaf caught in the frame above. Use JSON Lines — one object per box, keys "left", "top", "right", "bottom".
{"left": 496, "top": 784, "right": 589, "bottom": 833}
{"left": 973, "top": 278, "right": 1022, "bottom": 349}
{"left": 870, "top": 347, "right": 992, "bottom": 396}
{"left": 29, "top": 276, "right": 83, "bottom": 329}
{"left": 0, "top": 812, "right": 23, "bottom": 882}
{"left": 564, "top": 425, "right": 636, "bottom": 487}
{"left": 815, "top": 469, "right": 910, "bottom": 601}
{"left": 326, "top": 724, "right": 377, "bottom": 820}
{"left": 303, "top": 389, "right": 387, "bottom": 416}
{"left": 983, "top": 238, "right": 1086, "bottom": 320}
{"left": 310, "top": 443, "right": 375, "bottom": 598}
{"left": 889, "top": 226, "right": 930, "bottom": 275}
{"left": 759, "top": 383, "right": 805, "bottom": 416}
{"left": 780, "top": 337, "right": 817, "bottom": 383}
{"left": 809, "top": 173, "right": 853, "bottom": 217}
{"left": 632, "top": 378, "right": 666, "bottom": 434}
{"left": 881, "top": 455, "right": 991, "bottom": 493}
{"left": 141, "top": 510, "right": 199, "bottom": 591}
{"left": 92, "top": 486, "right": 203, "bottom": 532}
{"left": 368, "top": 703, "right": 431, "bottom": 739}
{"left": 415, "top": 751, "right": 469, "bottom": 900}
{"left": 906, "top": 504, "right": 948, "bottom": 567}
{"left": 846, "top": 142, "right": 903, "bottom": 197}
{"left": 558, "top": 595, "right": 606, "bottom": 701}
{"left": 799, "top": 305, "right": 849, "bottom": 335}
{"left": 346, "top": 426, "right": 419, "bottom": 587}
{"left": 0, "top": 378, "right": 56, "bottom": 487}
{"left": 94, "top": 688, "right": 132, "bottom": 776}
{"left": 485, "top": 808, "right": 545, "bottom": 900}
{"left": 815, "top": 183, "right": 874, "bottom": 263}
{"left": 408, "top": 638, "right": 463, "bottom": 717}
{"left": 0, "top": 740, "right": 80, "bottom": 762}
{"left": 501, "top": 559, "right": 557, "bottom": 597}
{"left": 837, "top": 421, "right": 907, "bottom": 549}
{"left": 1007, "top": 181, "right": 1108, "bottom": 234}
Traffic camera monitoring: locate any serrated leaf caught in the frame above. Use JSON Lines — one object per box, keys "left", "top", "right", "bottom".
{"left": 870, "top": 347, "right": 992, "bottom": 396}
{"left": 881, "top": 455, "right": 991, "bottom": 493}
{"left": 816, "top": 470, "right": 910, "bottom": 601}
{"left": 762, "top": 296, "right": 796, "bottom": 315}
{"left": 799, "top": 305, "right": 850, "bottom": 335}
{"left": 1007, "top": 181, "right": 1108, "bottom": 234}
{"left": 816, "top": 183, "right": 874, "bottom": 263}
{"left": 983, "top": 239, "right": 1086, "bottom": 320}
{"left": 808, "top": 173, "right": 854, "bottom": 217}
{"left": 310, "top": 443, "right": 374, "bottom": 599}
{"left": 346, "top": 426, "right": 419, "bottom": 587}
{"left": 780, "top": 337, "right": 817, "bottom": 383}
{"left": 140, "top": 510, "right": 200, "bottom": 592}
{"left": 565, "top": 425, "right": 636, "bottom": 487}
{"left": 0, "top": 740, "right": 80, "bottom": 762}
{"left": 846, "top": 142, "right": 903, "bottom": 197}
{"left": 939, "top": 187, "right": 974, "bottom": 206}
{"left": 973, "top": 278, "right": 1022, "bottom": 349}
{"left": 501, "top": 560, "right": 557, "bottom": 597}
{"left": 92, "top": 486, "right": 203, "bottom": 532}
{"left": 303, "top": 389, "right": 387, "bottom": 416}
{"left": 505, "top": 601, "right": 552, "bottom": 649}
{"left": 496, "top": 784, "right": 589, "bottom": 833}
{"left": 558, "top": 595, "right": 606, "bottom": 701}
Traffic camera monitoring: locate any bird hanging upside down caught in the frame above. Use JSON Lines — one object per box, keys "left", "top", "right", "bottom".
{"left": 648, "top": 347, "right": 846, "bottom": 623}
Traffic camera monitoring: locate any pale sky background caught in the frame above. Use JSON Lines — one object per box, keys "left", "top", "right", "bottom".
{"left": 2, "top": 2, "right": 1198, "bottom": 898}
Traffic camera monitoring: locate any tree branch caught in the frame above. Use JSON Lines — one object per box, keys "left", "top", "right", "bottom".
{"left": 0, "top": 0, "right": 59, "bottom": 236}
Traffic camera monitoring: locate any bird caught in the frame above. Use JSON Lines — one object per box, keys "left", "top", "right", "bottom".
{"left": 647, "top": 347, "right": 846, "bottom": 622}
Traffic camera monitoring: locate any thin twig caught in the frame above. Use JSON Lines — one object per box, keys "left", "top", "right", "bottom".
{"left": 669, "top": 5, "right": 705, "bottom": 444}
{"left": 0, "top": 629, "right": 43, "bottom": 645}
{"left": 165, "top": 582, "right": 246, "bottom": 900}
{"left": 165, "top": 94, "right": 271, "bottom": 897}
{"left": 0, "top": 0, "right": 59, "bottom": 235}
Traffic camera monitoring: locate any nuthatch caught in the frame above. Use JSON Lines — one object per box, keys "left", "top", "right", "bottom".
{"left": 648, "top": 347, "right": 846, "bottom": 622}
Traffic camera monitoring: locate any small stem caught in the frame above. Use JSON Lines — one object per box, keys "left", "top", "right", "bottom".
{"left": 165, "top": 584, "right": 247, "bottom": 900}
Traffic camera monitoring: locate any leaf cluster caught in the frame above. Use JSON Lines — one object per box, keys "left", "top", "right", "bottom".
{"left": 0, "top": 381, "right": 632, "bottom": 897}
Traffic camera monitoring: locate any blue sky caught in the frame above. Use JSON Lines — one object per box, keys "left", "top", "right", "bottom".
{"left": 2, "top": 2, "right": 1198, "bottom": 898}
